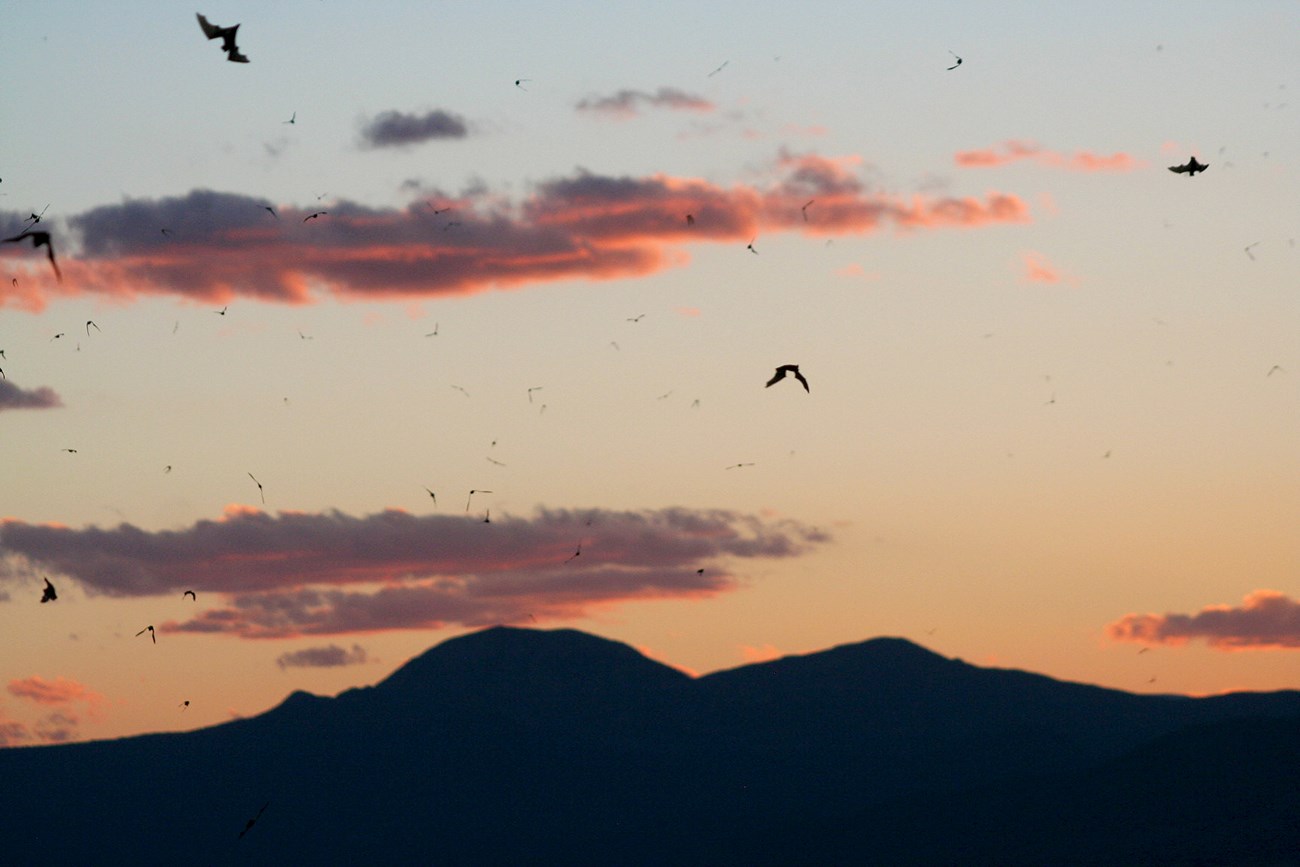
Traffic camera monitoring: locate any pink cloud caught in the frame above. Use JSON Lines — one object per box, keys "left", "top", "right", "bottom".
{"left": 0, "top": 506, "right": 831, "bottom": 639}
{"left": 955, "top": 141, "right": 1145, "bottom": 172}
{"left": 1105, "top": 590, "right": 1300, "bottom": 650}
{"left": 738, "top": 643, "right": 782, "bottom": 663}
{"left": 1021, "top": 251, "right": 1062, "bottom": 283}
{"left": 7, "top": 675, "right": 103, "bottom": 708}
{"left": 0, "top": 157, "right": 1031, "bottom": 311}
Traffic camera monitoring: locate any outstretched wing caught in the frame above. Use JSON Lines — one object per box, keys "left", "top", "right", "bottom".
{"left": 196, "top": 13, "right": 220, "bottom": 40}
{"left": 792, "top": 370, "right": 810, "bottom": 392}
{"left": 1168, "top": 162, "right": 1189, "bottom": 174}
{"left": 765, "top": 368, "right": 786, "bottom": 388}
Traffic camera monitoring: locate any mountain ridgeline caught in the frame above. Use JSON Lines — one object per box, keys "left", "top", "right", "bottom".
{"left": 1, "top": 627, "right": 1298, "bottom": 865}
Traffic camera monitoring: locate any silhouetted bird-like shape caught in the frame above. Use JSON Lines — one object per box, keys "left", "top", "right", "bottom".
{"left": 136, "top": 625, "right": 156, "bottom": 644}
{"left": 746, "top": 238, "right": 758, "bottom": 254}
{"left": 239, "top": 802, "right": 269, "bottom": 839}
{"left": 3, "top": 230, "right": 61, "bottom": 281}
{"left": 766, "top": 364, "right": 810, "bottom": 392}
{"left": 264, "top": 206, "right": 277, "bottom": 218}
{"left": 303, "top": 211, "right": 327, "bottom": 222}
{"left": 40, "top": 578, "right": 57, "bottom": 603}
{"left": 86, "top": 320, "right": 100, "bottom": 335}
{"left": 1168, "top": 156, "right": 1208, "bottom": 176}
{"left": 466, "top": 489, "right": 492, "bottom": 513}
{"left": 423, "top": 487, "right": 437, "bottom": 505}
{"left": 248, "top": 472, "right": 265, "bottom": 504}
{"left": 283, "top": 112, "right": 295, "bottom": 124}
{"left": 196, "top": 13, "right": 249, "bottom": 63}
{"left": 947, "top": 51, "right": 963, "bottom": 70}
{"left": 183, "top": 590, "right": 196, "bottom": 600}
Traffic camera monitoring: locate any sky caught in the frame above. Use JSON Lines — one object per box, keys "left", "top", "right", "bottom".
{"left": 1, "top": 1, "right": 1297, "bottom": 746}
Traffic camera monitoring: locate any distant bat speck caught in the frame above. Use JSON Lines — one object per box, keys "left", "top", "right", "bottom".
{"left": 40, "top": 578, "right": 57, "bottom": 603}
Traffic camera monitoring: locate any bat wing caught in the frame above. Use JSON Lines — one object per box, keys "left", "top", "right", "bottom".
{"left": 1168, "top": 163, "right": 1189, "bottom": 173}
{"left": 196, "top": 13, "right": 220, "bottom": 40}
{"left": 793, "top": 371, "right": 810, "bottom": 392}
{"left": 765, "top": 370, "right": 785, "bottom": 388}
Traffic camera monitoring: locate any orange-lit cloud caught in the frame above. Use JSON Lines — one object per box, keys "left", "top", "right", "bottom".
{"left": 0, "top": 157, "right": 1030, "bottom": 311}
{"left": 576, "top": 87, "right": 714, "bottom": 118}
{"left": 738, "top": 643, "right": 782, "bottom": 663}
{"left": 1106, "top": 590, "right": 1300, "bottom": 650}
{"left": 955, "top": 141, "right": 1145, "bottom": 172}
{"left": 0, "top": 380, "right": 62, "bottom": 411}
{"left": 0, "top": 507, "right": 830, "bottom": 639}
{"left": 7, "top": 675, "right": 103, "bottom": 707}
{"left": 1021, "top": 251, "right": 1062, "bottom": 283}
{"left": 5, "top": 676, "right": 105, "bottom": 741}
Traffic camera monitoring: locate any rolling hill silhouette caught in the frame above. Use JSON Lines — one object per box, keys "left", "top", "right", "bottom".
{"left": 0, "top": 626, "right": 1297, "bottom": 865}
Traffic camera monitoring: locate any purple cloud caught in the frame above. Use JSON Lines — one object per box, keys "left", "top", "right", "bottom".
{"left": 359, "top": 109, "right": 469, "bottom": 148}
{"left": 276, "top": 643, "right": 368, "bottom": 669}
{"left": 0, "top": 380, "right": 62, "bottom": 411}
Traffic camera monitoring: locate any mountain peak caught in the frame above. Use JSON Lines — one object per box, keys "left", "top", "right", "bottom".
{"left": 377, "top": 626, "right": 690, "bottom": 699}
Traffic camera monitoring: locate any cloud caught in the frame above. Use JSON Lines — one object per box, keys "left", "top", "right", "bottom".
{"left": 5, "top": 677, "right": 104, "bottom": 741}
{"left": 576, "top": 87, "right": 714, "bottom": 118}
{"left": 7, "top": 675, "right": 101, "bottom": 706}
{"left": 0, "top": 155, "right": 1031, "bottom": 311}
{"left": 1021, "top": 251, "right": 1061, "bottom": 283}
{"left": 276, "top": 643, "right": 368, "bottom": 669}
{"left": 0, "top": 380, "right": 63, "bottom": 411}
{"left": 955, "top": 141, "right": 1145, "bottom": 172}
{"left": 1105, "top": 590, "right": 1300, "bottom": 650}
{"left": 739, "top": 643, "right": 782, "bottom": 663}
{"left": 0, "top": 506, "right": 831, "bottom": 639}
{"left": 358, "top": 109, "right": 469, "bottom": 148}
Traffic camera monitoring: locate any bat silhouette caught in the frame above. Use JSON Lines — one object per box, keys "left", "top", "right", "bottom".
{"left": 239, "top": 802, "right": 269, "bottom": 839}
{"left": 766, "top": 364, "right": 810, "bottom": 392}
{"left": 136, "top": 625, "right": 156, "bottom": 644}
{"left": 947, "top": 51, "right": 963, "bottom": 70}
{"left": 40, "top": 578, "right": 57, "bottom": 603}
{"left": 196, "top": 13, "right": 249, "bottom": 63}
{"left": 2, "top": 230, "right": 61, "bottom": 281}
{"left": 1168, "top": 156, "right": 1208, "bottom": 176}
{"left": 183, "top": 590, "right": 196, "bottom": 600}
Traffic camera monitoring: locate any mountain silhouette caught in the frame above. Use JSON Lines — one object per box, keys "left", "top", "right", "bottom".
{"left": 0, "top": 626, "right": 1297, "bottom": 865}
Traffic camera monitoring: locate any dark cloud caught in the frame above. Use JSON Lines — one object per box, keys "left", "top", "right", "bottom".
{"left": 0, "top": 157, "right": 1030, "bottom": 311}
{"left": 359, "top": 110, "right": 469, "bottom": 148}
{"left": 1106, "top": 590, "right": 1300, "bottom": 650}
{"left": 0, "top": 380, "right": 63, "bottom": 411}
{"left": 576, "top": 87, "right": 714, "bottom": 117}
{"left": 0, "top": 506, "right": 830, "bottom": 639}
{"left": 276, "top": 644, "right": 368, "bottom": 669}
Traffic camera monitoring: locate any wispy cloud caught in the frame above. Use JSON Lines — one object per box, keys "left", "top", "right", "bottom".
{"left": 276, "top": 644, "right": 368, "bottom": 669}
{"left": 1105, "top": 590, "right": 1300, "bottom": 650}
{"left": 0, "top": 506, "right": 830, "bottom": 639}
{"left": 7, "top": 675, "right": 103, "bottom": 708}
{"left": 955, "top": 141, "right": 1145, "bottom": 172}
{"left": 358, "top": 109, "right": 470, "bottom": 148}
{"left": 4, "top": 676, "right": 105, "bottom": 743}
{"left": 0, "top": 380, "right": 62, "bottom": 411}
{"left": 0, "top": 155, "right": 1030, "bottom": 311}
{"left": 576, "top": 87, "right": 714, "bottom": 118}
{"left": 1021, "top": 251, "right": 1062, "bottom": 283}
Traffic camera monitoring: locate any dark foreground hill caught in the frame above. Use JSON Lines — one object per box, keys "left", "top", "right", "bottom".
{"left": 1, "top": 627, "right": 1298, "bottom": 866}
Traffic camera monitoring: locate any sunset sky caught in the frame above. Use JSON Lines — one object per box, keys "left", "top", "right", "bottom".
{"left": 2, "top": 1, "right": 1297, "bottom": 745}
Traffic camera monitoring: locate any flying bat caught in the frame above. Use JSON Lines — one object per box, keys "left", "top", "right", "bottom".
{"left": 1168, "top": 156, "right": 1208, "bottom": 176}
{"left": 283, "top": 112, "right": 295, "bottom": 124}
{"left": 196, "top": 13, "right": 249, "bottom": 63}
{"left": 183, "top": 590, "right": 196, "bottom": 600}
{"left": 264, "top": 206, "right": 278, "bottom": 218}
{"left": 2, "top": 230, "right": 61, "bottom": 281}
{"left": 86, "top": 320, "right": 100, "bottom": 335}
{"left": 466, "top": 489, "right": 492, "bottom": 513}
{"left": 423, "top": 487, "right": 437, "bottom": 505}
{"left": 136, "top": 625, "right": 156, "bottom": 644}
{"left": 40, "top": 578, "right": 57, "bottom": 603}
{"left": 947, "top": 51, "right": 963, "bottom": 70}
{"left": 514, "top": 79, "right": 532, "bottom": 90}
{"left": 239, "top": 802, "right": 269, "bottom": 839}
{"left": 766, "top": 364, "right": 810, "bottom": 392}
{"left": 746, "top": 238, "right": 758, "bottom": 254}
{"left": 303, "top": 211, "right": 327, "bottom": 222}
{"left": 248, "top": 472, "right": 265, "bottom": 504}
{"left": 801, "top": 200, "right": 814, "bottom": 222}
